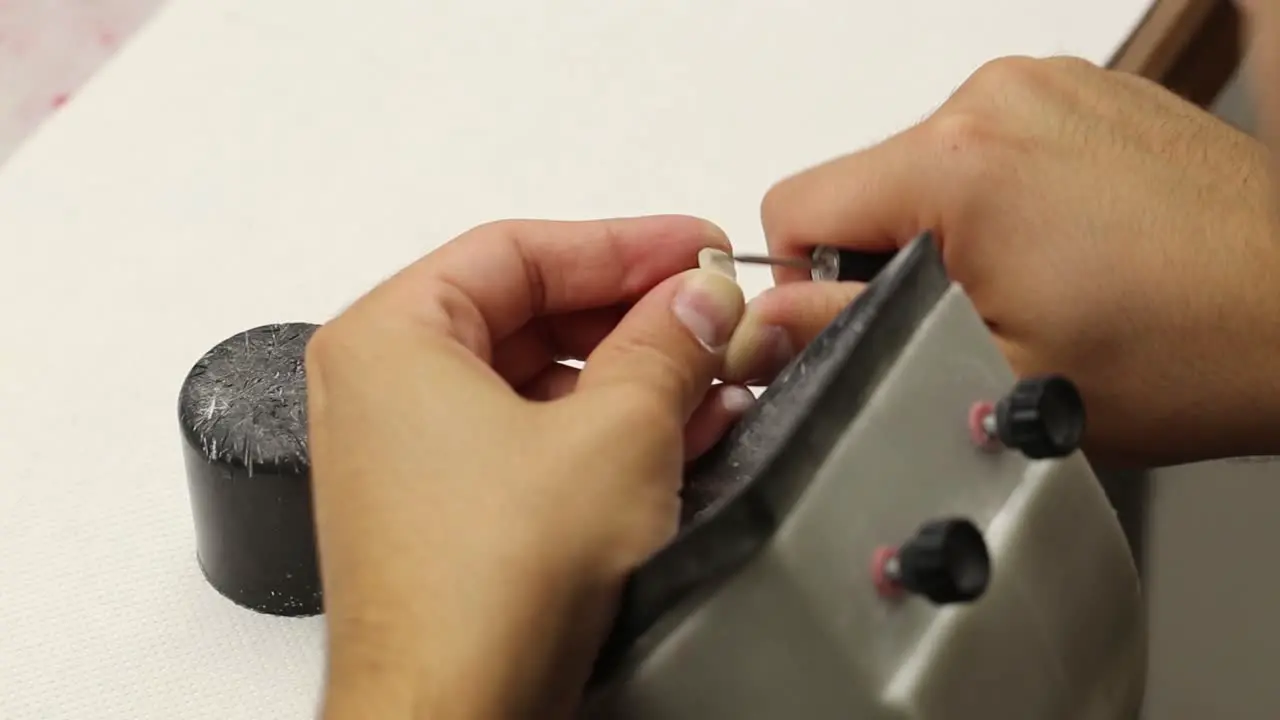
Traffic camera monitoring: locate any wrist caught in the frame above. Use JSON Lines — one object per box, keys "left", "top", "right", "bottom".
{"left": 1136, "top": 213, "right": 1280, "bottom": 466}
{"left": 1225, "top": 225, "right": 1280, "bottom": 459}
{"left": 320, "top": 559, "right": 618, "bottom": 719}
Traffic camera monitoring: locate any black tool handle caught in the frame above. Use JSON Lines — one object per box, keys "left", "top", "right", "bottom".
{"left": 811, "top": 246, "right": 899, "bottom": 283}
{"left": 835, "top": 250, "right": 897, "bottom": 282}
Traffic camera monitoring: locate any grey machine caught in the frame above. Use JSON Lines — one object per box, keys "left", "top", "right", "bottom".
{"left": 581, "top": 234, "right": 1145, "bottom": 719}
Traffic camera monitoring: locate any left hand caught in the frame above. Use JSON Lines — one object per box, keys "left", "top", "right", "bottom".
{"left": 306, "top": 216, "right": 751, "bottom": 719}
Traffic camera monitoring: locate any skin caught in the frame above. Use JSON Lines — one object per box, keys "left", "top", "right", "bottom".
{"left": 311, "top": 216, "right": 751, "bottom": 718}
{"left": 315, "top": 11, "right": 1280, "bottom": 718}
{"left": 727, "top": 55, "right": 1280, "bottom": 468}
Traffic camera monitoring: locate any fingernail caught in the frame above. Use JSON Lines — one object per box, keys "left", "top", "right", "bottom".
{"left": 724, "top": 311, "right": 795, "bottom": 383}
{"left": 672, "top": 270, "right": 746, "bottom": 352}
{"left": 697, "top": 247, "right": 737, "bottom": 280}
{"left": 719, "top": 385, "right": 756, "bottom": 414}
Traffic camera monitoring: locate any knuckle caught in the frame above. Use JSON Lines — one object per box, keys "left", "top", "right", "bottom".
{"left": 465, "top": 218, "right": 525, "bottom": 240}
{"left": 455, "top": 218, "right": 536, "bottom": 258}
{"left": 304, "top": 316, "right": 375, "bottom": 373}
{"left": 949, "top": 56, "right": 1064, "bottom": 119}
{"left": 760, "top": 176, "right": 799, "bottom": 241}
{"left": 642, "top": 338, "right": 702, "bottom": 397}
{"left": 605, "top": 336, "right": 703, "bottom": 407}
{"left": 303, "top": 323, "right": 344, "bottom": 371}
{"left": 961, "top": 55, "right": 1098, "bottom": 109}
{"left": 920, "top": 111, "right": 1021, "bottom": 219}
{"left": 965, "top": 55, "right": 1046, "bottom": 93}
{"left": 302, "top": 323, "right": 352, "bottom": 404}
{"left": 613, "top": 383, "right": 686, "bottom": 435}
{"left": 1043, "top": 55, "right": 1098, "bottom": 74}
{"left": 927, "top": 111, "right": 1001, "bottom": 157}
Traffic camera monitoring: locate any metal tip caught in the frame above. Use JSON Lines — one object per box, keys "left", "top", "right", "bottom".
{"left": 729, "top": 254, "right": 815, "bottom": 270}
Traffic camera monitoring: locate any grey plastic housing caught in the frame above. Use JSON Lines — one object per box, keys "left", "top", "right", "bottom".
{"left": 583, "top": 235, "right": 1145, "bottom": 719}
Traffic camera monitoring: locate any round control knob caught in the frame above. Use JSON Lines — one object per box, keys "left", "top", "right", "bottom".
{"left": 882, "top": 518, "right": 991, "bottom": 605}
{"left": 991, "top": 374, "right": 1086, "bottom": 459}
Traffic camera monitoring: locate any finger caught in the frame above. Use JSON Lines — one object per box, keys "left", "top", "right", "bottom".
{"left": 519, "top": 362, "right": 580, "bottom": 401}
{"left": 759, "top": 122, "right": 947, "bottom": 285}
{"left": 683, "top": 384, "right": 756, "bottom": 460}
{"left": 491, "top": 305, "right": 626, "bottom": 386}
{"left": 723, "top": 282, "right": 863, "bottom": 384}
{"left": 363, "top": 216, "right": 730, "bottom": 359}
{"left": 577, "top": 267, "right": 745, "bottom": 421}
{"left": 529, "top": 367, "right": 755, "bottom": 456}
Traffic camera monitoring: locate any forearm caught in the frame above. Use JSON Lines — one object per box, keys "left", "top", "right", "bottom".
{"left": 322, "top": 623, "right": 573, "bottom": 720}
{"left": 322, "top": 658, "right": 530, "bottom": 720}
{"left": 323, "top": 665, "right": 421, "bottom": 720}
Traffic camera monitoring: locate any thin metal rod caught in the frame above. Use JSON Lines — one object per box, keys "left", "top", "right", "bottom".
{"left": 730, "top": 253, "right": 814, "bottom": 271}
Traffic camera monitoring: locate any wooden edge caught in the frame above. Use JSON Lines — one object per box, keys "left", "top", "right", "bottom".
{"left": 1110, "top": 0, "right": 1218, "bottom": 77}
{"left": 1109, "top": 0, "right": 1243, "bottom": 106}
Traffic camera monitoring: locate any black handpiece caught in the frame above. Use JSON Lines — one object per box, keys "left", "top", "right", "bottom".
{"left": 810, "top": 246, "right": 900, "bottom": 283}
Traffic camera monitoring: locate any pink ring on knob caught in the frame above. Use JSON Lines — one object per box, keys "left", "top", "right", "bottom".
{"left": 968, "top": 400, "right": 1000, "bottom": 451}
{"left": 871, "top": 546, "right": 903, "bottom": 599}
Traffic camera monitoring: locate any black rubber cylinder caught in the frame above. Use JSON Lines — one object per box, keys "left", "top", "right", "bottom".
{"left": 177, "top": 322, "right": 323, "bottom": 616}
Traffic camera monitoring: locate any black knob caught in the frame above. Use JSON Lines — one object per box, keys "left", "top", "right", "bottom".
{"left": 994, "top": 374, "right": 1086, "bottom": 459}
{"left": 890, "top": 518, "right": 991, "bottom": 605}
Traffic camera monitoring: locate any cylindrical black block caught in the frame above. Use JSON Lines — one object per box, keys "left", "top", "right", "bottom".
{"left": 178, "top": 322, "right": 322, "bottom": 616}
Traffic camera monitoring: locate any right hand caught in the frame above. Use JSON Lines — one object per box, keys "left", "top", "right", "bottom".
{"left": 724, "top": 56, "right": 1280, "bottom": 468}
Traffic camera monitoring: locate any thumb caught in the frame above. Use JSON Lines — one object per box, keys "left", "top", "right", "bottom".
{"left": 723, "top": 281, "right": 863, "bottom": 384}
{"left": 576, "top": 266, "right": 745, "bottom": 420}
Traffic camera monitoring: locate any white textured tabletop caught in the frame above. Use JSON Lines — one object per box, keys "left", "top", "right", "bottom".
{"left": 0, "top": 1, "right": 1152, "bottom": 717}
{"left": 0, "top": 0, "right": 160, "bottom": 165}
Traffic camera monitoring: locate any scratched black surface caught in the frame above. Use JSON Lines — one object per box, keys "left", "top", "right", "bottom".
{"left": 178, "top": 323, "right": 317, "bottom": 474}
{"left": 178, "top": 322, "right": 323, "bottom": 617}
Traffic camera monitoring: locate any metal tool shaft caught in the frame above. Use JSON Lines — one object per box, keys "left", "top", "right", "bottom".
{"left": 730, "top": 254, "right": 815, "bottom": 271}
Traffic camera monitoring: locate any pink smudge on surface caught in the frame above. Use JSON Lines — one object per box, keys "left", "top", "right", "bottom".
{"left": 0, "top": 0, "right": 167, "bottom": 167}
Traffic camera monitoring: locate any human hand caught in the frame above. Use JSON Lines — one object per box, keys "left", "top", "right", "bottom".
{"left": 725, "top": 56, "right": 1280, "bottom": 468}
{"left": 306, "top": 216, "right": 750, "bottom": 719}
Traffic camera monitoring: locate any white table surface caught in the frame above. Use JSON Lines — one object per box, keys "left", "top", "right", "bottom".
{"left": 0, "top": 0, "right": 161, "bottom": 165}
{"left": 0, "top": 1, "right": 1152, "bottom": 717}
